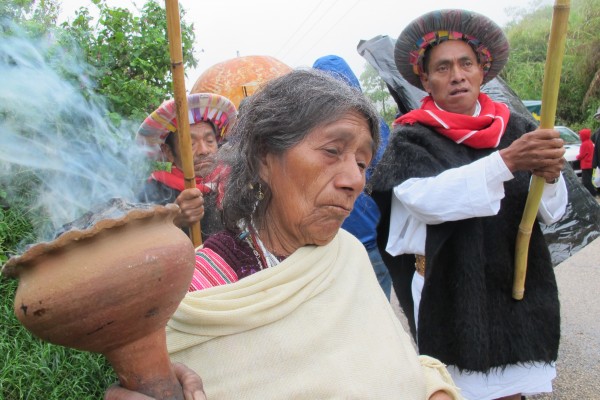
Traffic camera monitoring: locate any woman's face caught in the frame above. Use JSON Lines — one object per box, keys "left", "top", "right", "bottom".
{"left": 259, "top": 111, "right": 374, "bottom": 254}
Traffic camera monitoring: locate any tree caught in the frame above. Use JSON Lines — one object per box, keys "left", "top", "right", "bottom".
{"left": 1, "top": 0, "right": 197, "bottom": 123}
{"left": 0, "top": 0, "right": 60, "bottom": 33}
{"left": 575, "top": 0, "right": 600, "bottom": 114}
{"left": 61, "top": 0, "right": 197, "bottom": 123}
{"left": 502, "top": 0, "right": 600, "bottom": 129}
{"left": 501, "top": 6, "right": 551, "bottom": 101}
{"left": 360, "top": 62, "right": 397, "bottom": 126}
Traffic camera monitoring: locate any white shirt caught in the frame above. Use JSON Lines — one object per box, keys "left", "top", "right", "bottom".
{"left": 386, "top": 151, "right": 568, "bottom": 257}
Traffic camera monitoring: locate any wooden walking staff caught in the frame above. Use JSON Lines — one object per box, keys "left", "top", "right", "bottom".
{"left": 165, "top": 0, "right": 202, "bottom": 247}
{"left": 512, "top": 0, "right": 570, "bottom": 300}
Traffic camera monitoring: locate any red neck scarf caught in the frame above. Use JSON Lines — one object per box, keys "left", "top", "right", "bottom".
{"left": 150, "top": 165, "right": 229, "bottom": 207}
{"left": 394, "top": 93, "right": 510, "bottom": 149}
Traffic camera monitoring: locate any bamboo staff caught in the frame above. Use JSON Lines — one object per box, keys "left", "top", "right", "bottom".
{"left": 513, "top": 0, "right": 570, "bottom": 300}
{"left": 165, "top": 0, "right": 202, "bottom": 247}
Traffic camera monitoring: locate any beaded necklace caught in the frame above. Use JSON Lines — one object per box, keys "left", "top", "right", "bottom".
{"left": 239, "top": 226, "right": 282, "bottom": 270}
{"left": 253, "top": 233, "right": 282, "bottom": 269}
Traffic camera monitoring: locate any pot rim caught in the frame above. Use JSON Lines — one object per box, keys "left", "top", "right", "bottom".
{"left": 1, "top": 202, "right": 180, "bottom": 278}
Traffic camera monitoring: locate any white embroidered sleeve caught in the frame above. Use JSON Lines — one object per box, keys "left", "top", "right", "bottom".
{"left": 386, "top": 151, "right": 513, "bottom": 256}
{"left": 538, "top": 175, "right": 568, "bottom": 225}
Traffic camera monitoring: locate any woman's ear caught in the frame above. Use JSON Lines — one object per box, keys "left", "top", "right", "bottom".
{"left": 257, "top": 153, "right": 272, "bottom": 183}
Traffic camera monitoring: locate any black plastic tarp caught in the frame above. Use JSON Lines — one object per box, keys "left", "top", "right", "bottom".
{"left": 357, "top": 35, "right": 600, "bottom": 265}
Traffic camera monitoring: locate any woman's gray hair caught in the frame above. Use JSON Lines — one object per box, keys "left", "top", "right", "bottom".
{"left": 219, "top": 68, "right": 381, "bottom": 231}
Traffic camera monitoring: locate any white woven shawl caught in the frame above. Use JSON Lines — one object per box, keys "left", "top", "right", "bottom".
{"left": 166, "top": 229, "right": 460, "bottom": 399}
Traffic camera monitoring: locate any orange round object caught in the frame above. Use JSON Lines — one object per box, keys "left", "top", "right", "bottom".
{"left": 191, "top": 55, "right": 292, "bottom": 109}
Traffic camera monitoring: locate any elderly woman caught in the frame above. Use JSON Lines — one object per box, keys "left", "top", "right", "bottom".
{"left": 107, "top": 69, "right": 461, "bottom": 400}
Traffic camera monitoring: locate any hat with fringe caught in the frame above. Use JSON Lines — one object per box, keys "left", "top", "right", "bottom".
{"left": 136, "top": 93, "right": 237, "bottom": 152}
{"left": 394, "top": 9, "right": 509, "bottom": 90}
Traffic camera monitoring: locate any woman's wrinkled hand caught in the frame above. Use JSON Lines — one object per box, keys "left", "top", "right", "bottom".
{"left": 428, "top": 390, "right": 454, "bottom": 400}
{"left": 174, "top": 362, "right": 208, "bottom": 400}
{"left": 104, "top": 362, "right": 207, "bottom": 400}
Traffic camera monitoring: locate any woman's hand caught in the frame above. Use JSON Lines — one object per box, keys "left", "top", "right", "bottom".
{"left": 428, "top": 390, "right": 454, "bottom": 400}
{"left": 104, "top": 362, "right": 207, "bottom": 400}
{"left": 174, "top": 362, "right": 208, "bottom": 400}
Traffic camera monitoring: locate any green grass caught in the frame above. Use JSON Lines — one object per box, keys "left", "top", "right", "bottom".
{"left": 0, "top": 207, "right": 34, "bottom": 265}
{"left": 1, "top": 185, "right": 118, "bottom": 399}
{"left": 1, "top": 278, "right": 117, "bottom": 400}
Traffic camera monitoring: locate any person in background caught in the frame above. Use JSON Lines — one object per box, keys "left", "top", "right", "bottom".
{"left": 313, "top": 54, "right": 393, "bottom": 300}
{"left": 576, "top": 128, "right": 595, "bottom": 196}
{"left": 106, "top": 69, "right": 461, "bottom": 400}
{"left": 370, "top": 9, "right": 567, "bottom": 400}
{"left": 136, "top": 93, "right": 236, "bottom": 240}
{"left": 592, "top": 107, "right": 600, "bottom": 196}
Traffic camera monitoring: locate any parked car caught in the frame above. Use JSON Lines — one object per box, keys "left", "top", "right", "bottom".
{"left": 555, "top": 125, "right": 581, "bottom": 176}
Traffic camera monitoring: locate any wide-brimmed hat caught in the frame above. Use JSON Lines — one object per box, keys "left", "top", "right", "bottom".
{"left": 136, "top": 93, "right": 237, "bottom": 151}
{"left": 394, "top": 9, "right": 509, "bottom": 90}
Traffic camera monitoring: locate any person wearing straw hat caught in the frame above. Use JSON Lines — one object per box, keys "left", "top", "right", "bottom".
{"left": 369, "top": 9, "right": 568, "bottom": 400}
{"left": 136, "top": 93, "right": 236, "bottom": 240}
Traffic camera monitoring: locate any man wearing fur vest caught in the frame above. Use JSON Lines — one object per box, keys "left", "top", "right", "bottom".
{"left": 370, "top": 9, "right": 568, "bottom": 400}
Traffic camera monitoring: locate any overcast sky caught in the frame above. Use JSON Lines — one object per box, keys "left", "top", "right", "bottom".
{"left": 58, "top": 0, "right": 552, "bottom": 88}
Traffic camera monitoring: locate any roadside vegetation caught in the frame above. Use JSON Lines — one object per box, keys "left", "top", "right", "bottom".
{"left": 501, "top": 0, "right": 600, "bottom": 131}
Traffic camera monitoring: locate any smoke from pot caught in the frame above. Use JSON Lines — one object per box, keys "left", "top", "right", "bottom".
{"left": 0, "top": 24, "right": 152, "bottom": 249}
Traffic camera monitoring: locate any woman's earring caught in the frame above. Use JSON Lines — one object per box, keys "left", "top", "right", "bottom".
{"left": 257, "top": 183, "right": 264, "bottom": 201}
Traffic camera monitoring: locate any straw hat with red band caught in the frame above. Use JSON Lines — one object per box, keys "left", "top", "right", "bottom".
{"left": 394, "top": 9, "right": 510, "bottom": 91}
{"left": 136, "top": 93, "right": 237, "bottom": 152}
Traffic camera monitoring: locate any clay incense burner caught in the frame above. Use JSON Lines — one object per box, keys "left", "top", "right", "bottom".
{"left": 2, "top": 199, "right": 196, "bottom": 399}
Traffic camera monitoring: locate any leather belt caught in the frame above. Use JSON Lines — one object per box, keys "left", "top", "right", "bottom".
{"left": 415, "top": 254, "right": 425, "bottom": 277}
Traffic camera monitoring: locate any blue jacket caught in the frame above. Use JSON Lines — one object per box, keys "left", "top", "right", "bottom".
{"left": 313, "top": 55, "right": 390, "bottom": 250}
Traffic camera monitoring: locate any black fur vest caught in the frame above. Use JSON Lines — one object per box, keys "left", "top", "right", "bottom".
{"left": 370, "top": 112, "right": 560, "bottom": 372}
